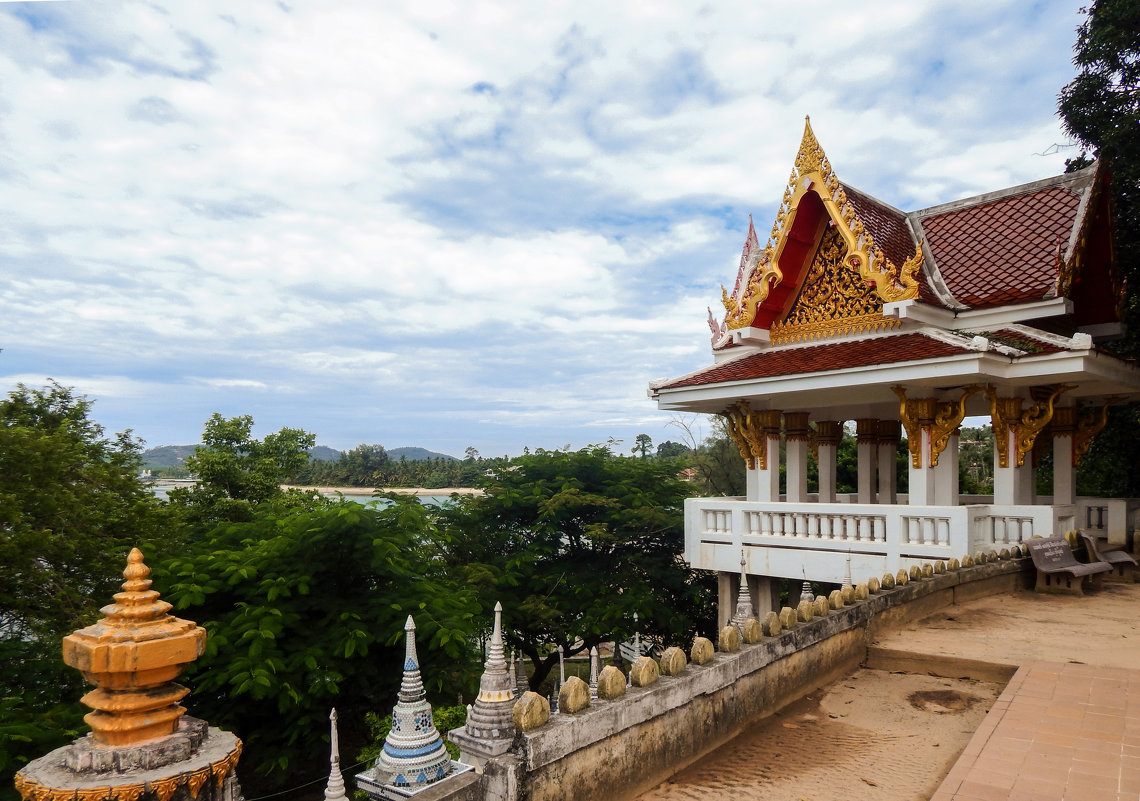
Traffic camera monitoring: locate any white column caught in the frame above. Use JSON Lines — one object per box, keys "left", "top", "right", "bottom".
{"left": 856, "top": 419, "right": 878, "bottom": 504}
{"left": 909, "top": 426, "right": 937, "bottom": 505}
{"left": 876, "top": 420, "right": 899, "bottom": 504}
{"left": 992, "top": 422, "right": 1022, "bottom": 506}
{"left": 934, "top": 429, "right": 960, "bottom": 506}
{"left": 784, "top": 412, "right": 810, "bottom": 503}
{"left": 717, "top": 572, "right": 735, "bottom": 629}
{"left": 815, "top": 421, "right": 841, "bottom": 503}
{"left": 1052, "top": 407, "right": 1077, "bottom": 506}
{"left": 755, "top": 411, "right": 782, "bottom": 502}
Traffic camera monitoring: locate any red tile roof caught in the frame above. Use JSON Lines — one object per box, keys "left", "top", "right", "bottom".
{"left": 981, "top": 328, "right": 1066, "bottom": 355}
{"left": 842, "top": 184, "right": 915, "bottom": 275}
{"left": 918, "top": 185, "right": 1082, "bottom": 309}
{"left": 659, "top": 334, "right": 973, "bottom": 390}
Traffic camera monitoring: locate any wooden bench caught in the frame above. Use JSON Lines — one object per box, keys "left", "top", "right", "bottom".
{"left": 1026, "top": 536, "right": 1112, "bottom": 594}
{"left": 1080, "top": 532, "right": 1138, "bottom": 582}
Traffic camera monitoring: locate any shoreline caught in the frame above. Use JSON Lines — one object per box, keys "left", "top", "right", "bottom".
{"left": 282, "top": 485, "right": 484, "bottom": 496}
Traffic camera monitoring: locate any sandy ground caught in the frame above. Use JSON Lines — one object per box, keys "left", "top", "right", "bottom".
{"left": 638, "top": 669, "right": 1003, "bottom": 801}
{"left": 634, "top": 580, "right": 1140, "bottom": 801}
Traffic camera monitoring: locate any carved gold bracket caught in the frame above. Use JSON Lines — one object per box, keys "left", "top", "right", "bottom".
{"left": 891, "top": 387, "right": 938, "bottom": 468}
{"left": 987, "top": 385, "right": 1075, "bottom": 468}
{"left": 929, "top": 386, "right": 981, "bottom": 467}
{"left": 1073, "top": 397, "right": 1123, "bottom": 466}
{"left": 721, "top": 402, "right": 779, "bottom": 470}
{"left": 721, "top": 402, "right": 758, "bottom": 470}
{"left": 892, "top": 386, "right": 978, "bottom": 468}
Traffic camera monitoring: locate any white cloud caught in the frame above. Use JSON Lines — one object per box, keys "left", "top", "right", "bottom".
{"left": 0, "top": 0, "right": 1089, "bottom": 455}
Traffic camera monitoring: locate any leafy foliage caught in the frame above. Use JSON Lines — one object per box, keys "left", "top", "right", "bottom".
{"left": 0, "top": 382, "right": 168, "bottom": 638}
{"left": 0, "top": 383, "right": 172, "bottom": 801}
{"left": 168, "top": 414, "right": 323, "bottom": 523}
{"left": 441, "top": 446, "right": 715, "bottom": 689}
{"left": 153, "top": 499, "right": 479, "bottom": 788}
{"left": 1058, "top": 0, "right": 1140, "bottom": 495}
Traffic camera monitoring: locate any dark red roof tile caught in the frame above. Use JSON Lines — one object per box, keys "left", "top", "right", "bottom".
{"left": 660, "top": 334, "right": 972, "bottom": 390}
{"left": 983, "top": 329, "right": 1066, "bottom": 354}
{"left": 842, "top": 184, "right": 915, "bottom": 273}
{"left": 919, "top": 185, "right": 1081, "bottom": 309}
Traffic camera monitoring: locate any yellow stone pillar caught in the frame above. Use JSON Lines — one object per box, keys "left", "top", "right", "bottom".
{"left": 16, "top": 549, "right": 243, "bottom": 801}
{"left": 63, "top": 548, "right": 206, "bottom": 745}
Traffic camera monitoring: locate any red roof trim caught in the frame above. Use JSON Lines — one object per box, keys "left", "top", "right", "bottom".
{"left": 659, "top": 334, "right": 973, "bottom": 390}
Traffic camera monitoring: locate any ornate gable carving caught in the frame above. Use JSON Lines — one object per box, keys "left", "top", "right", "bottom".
{"left": 769, "top": 225, "right": 901, "bottom": 344}
{"left": 717, "top": 118, "right": 920, "bottom": 341}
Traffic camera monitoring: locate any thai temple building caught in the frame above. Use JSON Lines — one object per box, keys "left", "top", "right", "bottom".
{"left": 649, "top": 119, "right": 1140, "bottom": 623}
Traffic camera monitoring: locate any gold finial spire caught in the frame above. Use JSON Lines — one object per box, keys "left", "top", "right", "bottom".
{"left": 62, "top": 548, "right": 206, "bottom": 746}
{"left": 795, "top": 115, "right": 825, "bottom": 175}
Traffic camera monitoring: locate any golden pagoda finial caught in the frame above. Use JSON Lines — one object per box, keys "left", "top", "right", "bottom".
{"left": 62, "top": 548, "right": 206, "bottom": 746}
{"left": 795, "top": 116, "right": 825, "bottom": 175}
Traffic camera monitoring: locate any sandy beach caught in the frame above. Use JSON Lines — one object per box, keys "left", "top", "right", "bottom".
{"left": 282, "top": 485, "right": 484, "bottom": 496}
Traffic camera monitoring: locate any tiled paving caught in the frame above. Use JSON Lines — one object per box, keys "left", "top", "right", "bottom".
{"left": 931, "top": 661, "right": 1140, "bottom": 801}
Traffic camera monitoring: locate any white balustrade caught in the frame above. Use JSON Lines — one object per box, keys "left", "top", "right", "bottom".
{"left": 687, "top": 497, "right": 1115, "bottom": 585}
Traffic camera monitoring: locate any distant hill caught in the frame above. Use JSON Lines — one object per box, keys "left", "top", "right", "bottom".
{"left": 141, "top": 445, "right": 196, "bottom": 468}
{"left": 309, "top": 445, "right": 342, "bottom": 462}
{"left": 143, "top": 444, "right": 343, "bottom": 467}
{"left": 389, "top": 446, "right": 457, "bottom": 462}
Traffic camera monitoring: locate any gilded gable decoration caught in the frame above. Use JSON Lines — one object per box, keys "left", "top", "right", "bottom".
{"left": 717, "top": 117, "right": 919, "bottom": 339}
{"left": 721, "top": 218, "right": 783, "bottom": 331}
{"left": 1072, "top": 397, "right": 1122, "bottom": 466}
{"left": 768, "top": 225, "right": 902, "bottom": 344}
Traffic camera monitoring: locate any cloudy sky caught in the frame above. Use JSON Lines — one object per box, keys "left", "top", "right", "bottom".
{"left": 0, "top": 0, "right": 1087, "bottom": 458}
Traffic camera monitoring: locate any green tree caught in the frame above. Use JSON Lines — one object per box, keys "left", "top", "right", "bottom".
{"left": 441, "top": 446, "right": 715, "bottom": 690}
{"left": 169, "top": 414, "right": 320, "bottom": 522}
{"left": 631, "top": 433, "right": 653, "bottom": 459}
{"left": 1057, "top": 0, "right": 1140, "bottom": 495}
{"left": 655, "top": 440, "right": 690, "bottom": 459}
{"left": 0, "top": 382, "right": 168, "bottom": 637}
{"left": 153, "top": 498, "right": 478, "bottom": 791}
{"left": 0, "top": 382, "right": 170, "bottom": 799}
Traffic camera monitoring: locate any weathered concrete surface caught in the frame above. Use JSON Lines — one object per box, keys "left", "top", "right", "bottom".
{"left": 633, "top": 669, "right": 1004, "bottom": 801}
{"left": 632, "top": 574, "right": 1140, "bottom": 801}
{"left": 870, "top": 577, "right": 1140, "bottom": 671}
{"left": 498, "top": 560, "right": 1030, "bottom": 801}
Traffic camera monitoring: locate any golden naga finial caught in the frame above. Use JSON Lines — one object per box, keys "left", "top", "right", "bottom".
{"left": 62, "top": 548, "right": 206, "bottom": 746}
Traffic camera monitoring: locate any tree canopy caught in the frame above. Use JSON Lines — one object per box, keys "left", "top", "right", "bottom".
{"left": 168, "top": 413, "right": 321, "bottom": 523}
{"left": 0, "top": 382, "right": 167, "bottom": 638}
{"left": 154, "top": 498, "right": 478, "bottom": 786}
{"left": 441, "top": 446, "right": 715, "bottom": 689}
{"left": 0, "top": 383, "right": 170, "bottom": 801}
{"left": 1058, "top": 0, "right": 1140, "bottom": 496}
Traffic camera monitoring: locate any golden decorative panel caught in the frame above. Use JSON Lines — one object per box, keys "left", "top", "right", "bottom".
{"left": 769, "top": 225, "right": 901, "bottom": 344}
{"left": 930, "top": 386, "right": 981, "bottom": 467}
